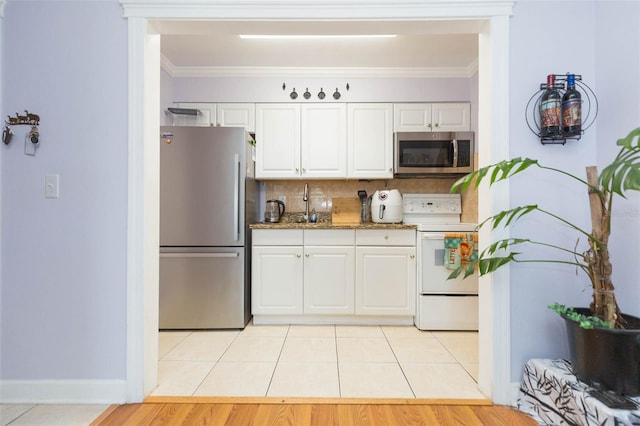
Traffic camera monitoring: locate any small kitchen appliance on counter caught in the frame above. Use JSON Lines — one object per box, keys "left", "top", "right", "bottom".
{"left": 403, "top": 193, "right": 478, "bottom": 331}
{"left": 371, "top": 189, "right": 403, "bottom": 223}
{"left": 264, "top": 199, "right": 285, "bottom": 223}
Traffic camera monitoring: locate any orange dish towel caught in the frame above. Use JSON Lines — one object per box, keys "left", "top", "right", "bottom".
{"left": 444, "top": 232, "right": 478, "bottom": 270}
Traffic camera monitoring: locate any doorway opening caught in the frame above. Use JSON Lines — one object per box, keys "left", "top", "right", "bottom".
{"left": 124, "top": 3, "right": 512, "bottom": 404}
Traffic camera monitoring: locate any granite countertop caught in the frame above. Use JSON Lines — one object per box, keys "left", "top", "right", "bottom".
{"left": 250, "top": 212, "right": 416, "bottom": 230}
{"left": 250, "top": 222, "right": 416, "bottom": 230}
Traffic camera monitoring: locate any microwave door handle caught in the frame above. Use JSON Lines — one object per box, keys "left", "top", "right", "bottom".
{"left": 452, "top": 139, "right": 459, "bottom": 167}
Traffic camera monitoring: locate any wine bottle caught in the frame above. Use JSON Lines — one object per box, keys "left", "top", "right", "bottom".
{"left": 540, "top": 74, "right": 562, "bottom": 138}
{"left": 562, "top": 74, "right": 582, "bottom": 136}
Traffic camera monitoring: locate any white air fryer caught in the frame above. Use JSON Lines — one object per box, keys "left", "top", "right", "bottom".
{"left": 371, "top": 190, "right": 403, "bottom": 223}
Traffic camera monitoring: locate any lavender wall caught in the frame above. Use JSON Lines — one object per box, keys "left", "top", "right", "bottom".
{"left": 170, "top": 76, "right": 472, "bottom": 104}
{"left": 508, "top": 1, "right": 640, "bottom": 382}
{"left": 593, "top": 2, "right": 640, "bottom": 318}
{"left": 1, "top": 0, "right": 128, "bottom": 381}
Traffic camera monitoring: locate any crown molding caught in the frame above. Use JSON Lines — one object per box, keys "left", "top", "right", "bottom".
{"left": 161, "top": 56, "right": 479, "bottom": 79}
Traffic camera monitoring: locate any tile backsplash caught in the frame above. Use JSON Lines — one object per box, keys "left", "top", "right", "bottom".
{"left": 264, "top": 178, "right": 478, "bottom": 223}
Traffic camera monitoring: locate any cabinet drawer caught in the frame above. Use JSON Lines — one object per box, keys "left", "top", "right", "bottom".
{"left": 304, "top": 229, "right": 355, "bottom": 245}
{"left": 252, "top": 229, "right": 303, "bottom": 245}
{"left": 355, "top": 229, "right": 416, "bottom": 246}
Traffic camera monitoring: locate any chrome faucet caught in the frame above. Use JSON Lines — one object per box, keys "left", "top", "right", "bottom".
{"left": 303, "top": 183, "right": 309, "bottom": 222}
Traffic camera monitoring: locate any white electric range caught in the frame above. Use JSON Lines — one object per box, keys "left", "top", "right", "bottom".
{"left": 403, "top": 194, "right": 479, "bottom": 331}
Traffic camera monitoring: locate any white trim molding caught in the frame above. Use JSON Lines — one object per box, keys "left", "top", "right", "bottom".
{"left": 121, "top": 0, "right": 514, "bottom": 19}
{"left": 160, "top": 59, "right": 480, "bottom": 79}
{"left": 122, "top": 0, "right": 513, "bottom": 404}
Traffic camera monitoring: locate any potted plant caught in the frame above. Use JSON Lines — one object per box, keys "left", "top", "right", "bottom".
{"left": 449, "top": 127, "right": 640, "bottom": 396}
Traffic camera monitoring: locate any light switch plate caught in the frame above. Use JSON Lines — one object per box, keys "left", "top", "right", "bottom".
{"left": 45, "top": 174, "right": 59, "bottom": 198}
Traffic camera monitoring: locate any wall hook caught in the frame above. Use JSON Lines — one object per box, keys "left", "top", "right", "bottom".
{"left": 290, "top": 88, "right": 298, "bottom": 99}
{"left": 2, "top": 126, "right": 13, "bottom": 145}
{"left": 333, "top": 88, "right": 341, "bottom": 100}
{"left": 303, "top": 88, "right": 311, "bottom": 99}
{"left": 318, "top": 88, "right": 325, "bottom": 100}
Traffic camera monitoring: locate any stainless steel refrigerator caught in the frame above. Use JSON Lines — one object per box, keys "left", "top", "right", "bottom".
{"left": 159, "top": 126, "right": 258, "bottom": 329}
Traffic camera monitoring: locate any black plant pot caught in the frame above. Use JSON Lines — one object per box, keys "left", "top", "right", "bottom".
{"left": 562, "top": 308, "right": 640, "bottom": 396}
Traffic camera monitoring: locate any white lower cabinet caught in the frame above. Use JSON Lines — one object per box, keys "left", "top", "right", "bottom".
{"left": 355, "top": 246, "right": 416, "bottom": 316}
{"left": 252, "top": 245, "right": 303, "bottom": 314}
{"left": 252, "top": 228, "right": 416, "bottom": 322}
{"left": 303, "top": 245, "right": 355, "bottom": 314}
{"left": 355, "top": 229, "right": 416, "bottom": 316}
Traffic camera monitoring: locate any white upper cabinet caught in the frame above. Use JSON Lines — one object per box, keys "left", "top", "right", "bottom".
{"left": 347, "top": 103, "right": 393, "bottom": 179}
{"left": 255, "top": 103, "right": 346, "bottom": 179}
{"left": 172, "top": 103, "right": 255, "bottom": 131}
{"left": 255, "top": 103, "right": 301, "bottom": 179}
{"left": 394, "top": 103, "right": 470, "bottom": 132}
{"left": 217, "top": 103, "right": 256, "bottom": 132}
{"left": 301, "top": 104, "right": 347, "bottom": 179}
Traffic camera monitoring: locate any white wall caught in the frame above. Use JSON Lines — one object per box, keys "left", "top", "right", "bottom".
{"left": 1, "top": 0, "right": 128, "bottom": 397}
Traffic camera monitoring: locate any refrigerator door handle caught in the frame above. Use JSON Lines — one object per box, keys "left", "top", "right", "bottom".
{"left": 233, "top": 154, "right": 240, "bottom": 241}
{"left": 160, "top": 253, "right": 240, "bottom": 258}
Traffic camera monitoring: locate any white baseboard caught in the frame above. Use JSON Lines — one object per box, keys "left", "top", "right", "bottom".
{"left": 0, "top": 380, "right": 127, "bottom": 404}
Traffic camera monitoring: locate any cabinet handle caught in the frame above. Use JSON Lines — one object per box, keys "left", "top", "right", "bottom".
{"left": 434, "top": 123, "right": 439, "bottom": 128}
{"left": 296, "top": 254, "right": 301, "bottom": 258}
{"left": 427, "top": 123, "right": 432, "bottom": 129}
{"left": 384, "top": 235, "right": 389, "bottom": 239}
{"left": 305, "top": 253, "right": 310, "bottom": 258}
{"left": 302, "top": 168, "right": 306, "bottom": 173}
{"left": 410, "top": 254, "right": 415, "bottom": 259}
{"left": 295, "top": 167, "right": 299, "bottom": 172}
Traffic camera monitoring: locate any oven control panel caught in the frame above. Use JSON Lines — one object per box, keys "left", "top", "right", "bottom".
{"left": 403, "top": 194, "right": 462, "bottom": 215}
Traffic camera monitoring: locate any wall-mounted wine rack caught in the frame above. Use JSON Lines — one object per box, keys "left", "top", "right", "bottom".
{"left": 526, "top": 73, "right": 598, "bottom": 145}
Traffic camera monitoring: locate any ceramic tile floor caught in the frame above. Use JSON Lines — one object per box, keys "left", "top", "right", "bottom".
{"left": 0, "top": 325, "right": 481, "bottom": 425}
{"left": 154, "top": 322, "right": 484, "bottom": 399}
{"left": 0, "top": 404, "right": 109, "bottom": 426}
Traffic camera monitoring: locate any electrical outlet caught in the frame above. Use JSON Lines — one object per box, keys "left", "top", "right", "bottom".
{"left": 278, "top": 195, "right": 286, "bottom": 204}
{"left": 45, "top": 174, "right": 59, "bottom": 198}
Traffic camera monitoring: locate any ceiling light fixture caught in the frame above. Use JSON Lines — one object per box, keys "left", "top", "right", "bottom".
{"left": 239, "top": 34, "right": 396, "bottom": 40}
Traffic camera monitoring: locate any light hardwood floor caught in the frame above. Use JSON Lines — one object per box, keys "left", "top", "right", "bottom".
{"left": 91, "top": 397, "right": 538, "bottom": 425}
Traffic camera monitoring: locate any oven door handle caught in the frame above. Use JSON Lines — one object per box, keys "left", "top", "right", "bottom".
{"left": 420, "top": 233, "right": 446, "bottom": 240}
{"left": 451, "top": 139, "right": 458, "bottom": 167}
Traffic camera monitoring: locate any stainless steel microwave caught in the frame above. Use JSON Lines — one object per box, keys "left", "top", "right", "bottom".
{"left": 394, "top": 131, "right": 474, "bottom": 176}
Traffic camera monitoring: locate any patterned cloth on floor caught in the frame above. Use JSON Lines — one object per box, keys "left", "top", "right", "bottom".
{"left": 517, "top": 358, "right": 640, "bottom": 425}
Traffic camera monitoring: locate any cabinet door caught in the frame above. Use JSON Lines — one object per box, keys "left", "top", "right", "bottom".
{"left": 255, "top": 104, "right": 301, "bottom": 179}
{"left": 347, "top": 103, "right": 393, "bottom": 179}
{"left": 355, "top": 246, "right": 416, "bottom": 316}
{"left": 431, "top": 103, "right": 470, "bottom": 131}
{"left": 393, "top": 103, "right": 432, "bottom": 132}
{"left": 301, "top": 104, "right": 347, "bottom": 178}
{"left": 171, "top": 102, "right": 216, "bottom": 126}
{"left": 252, "top": 246, "right": 303, "bottom": 314}
{"left": 217, "top": 103, "right": 255, "bottom": 132}
{"left": 303, "top": 246, "right": 355, "bottom": 314}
